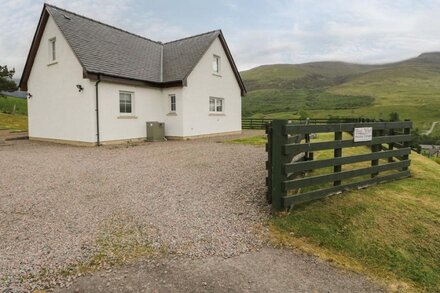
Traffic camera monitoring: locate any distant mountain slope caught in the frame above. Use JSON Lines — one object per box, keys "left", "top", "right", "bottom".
{"left": 240, "top": 52, "right": 440, "bottom": 135}
{"left": 241, "top": 61, "right": 382, "bottom": 91}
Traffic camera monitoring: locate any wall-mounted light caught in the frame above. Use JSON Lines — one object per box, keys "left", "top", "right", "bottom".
{"left": 76, "top": 84, "right": 84, "bottom": 92}
{"left": 26, "top": 93, "right": 32, "bottom": 99}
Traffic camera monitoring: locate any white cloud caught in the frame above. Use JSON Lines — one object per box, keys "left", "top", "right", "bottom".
{"left": 232, "top": 0, "right": 440, "bottom": 69}
{"left": 2, "top": 0, "right": 440, "bottom": 77}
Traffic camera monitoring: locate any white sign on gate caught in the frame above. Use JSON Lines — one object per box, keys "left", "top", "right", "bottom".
{"left": 353, "top": 127, "right": 373, "bottom": 142}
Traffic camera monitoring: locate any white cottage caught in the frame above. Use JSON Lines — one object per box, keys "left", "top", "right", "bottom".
{"left": 20, "top": 4, "right": 246, "bottom": 145}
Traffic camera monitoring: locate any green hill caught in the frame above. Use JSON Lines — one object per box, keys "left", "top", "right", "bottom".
{"left": 241, "top": 53, "right": 440, "bottom": 138}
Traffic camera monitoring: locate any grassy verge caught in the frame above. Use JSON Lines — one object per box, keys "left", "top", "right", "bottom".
{"left": 271, "top": 151, "right": 440, "bottom": 292}
{"left": 231, "top": 134, "right": 440, "bottom": 291}
{"left": 224, "top": 135, "right": 267, "bottom": 146}
{"left": 0, "top": 96, "right": 28, "bottom": 131}
{"left": 0, "top": 113, "right": 28, "bottom": 131}
{"left": 0, "top": 96, "right": 27, "bottom": 115}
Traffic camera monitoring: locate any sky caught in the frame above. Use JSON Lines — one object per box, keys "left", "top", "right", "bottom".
{"left": 2, "top": 0, "right": 440, "bottom": 78}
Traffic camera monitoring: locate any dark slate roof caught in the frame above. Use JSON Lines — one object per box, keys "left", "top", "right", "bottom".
{"left": 163, "top": 31, "right": 220, "bottom": 82}
{"left": 47, "top": 5, "right": 162, "bottom": 82}
{"left": 20, "top": 4, "right": 245, "bottom": 94}
{"left": 45, "top": 4, "right": 220, "bottom": 83}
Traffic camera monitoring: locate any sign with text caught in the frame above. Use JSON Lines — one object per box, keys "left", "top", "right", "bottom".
{"left": 354, "top": 127, "right": 373, "bottom": 142}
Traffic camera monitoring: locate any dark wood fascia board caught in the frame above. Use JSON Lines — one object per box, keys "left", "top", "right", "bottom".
{"left": 217, "top": 31, "right": 247, "bottom": 96}
{"left": 86, "top": 72, "right": 183, "bottom": 88}
{"left": 19, "top": 7, "right": 49, "bottom": 91}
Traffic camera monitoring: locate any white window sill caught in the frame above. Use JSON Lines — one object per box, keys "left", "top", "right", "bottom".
{"left": 117, "top": 115, "right": 137, "bottom": 119}
{"left": 167, "top": 112, "right": 177, "bottom": 116}
{"left": 209, "top": 113, "right": 225, "bottom": 116}
{"left": 212, "top": 73, "right": 222, "bottom": 77}
{"left": 47, "top": 61, "right": 58, "bottom": 66}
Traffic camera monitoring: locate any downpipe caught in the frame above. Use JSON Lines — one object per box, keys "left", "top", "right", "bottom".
{"left": 95, "top": 74, "right": 101, "bottom": 146}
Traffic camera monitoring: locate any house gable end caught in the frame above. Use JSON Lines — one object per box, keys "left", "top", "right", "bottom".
{"left": 20, "top": 5, "right": 246, "bottom": 96}
{"left": 19, "top": 7, "right": 49, "bottom": 91}
{"left": 183, "top": 33, "right": 246, "bottom": 96}
{"left": 20, "top": 5, "right": 88, "bottom": 91}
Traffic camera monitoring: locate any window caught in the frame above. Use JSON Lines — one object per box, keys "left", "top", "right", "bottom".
{"left": 209, "top": 97, "right": 224, "bottom": 113}
{"left": 169, "top": 94, "right": 176, "bottom": 112}
{"left": 212, "top": 55, "right": 220, "bottom": 74}
{"left": 48, "top": 38, "right": 56, "bottom": 63}
{"left": 119, "top": 92, "right": 133, "bottom": 114}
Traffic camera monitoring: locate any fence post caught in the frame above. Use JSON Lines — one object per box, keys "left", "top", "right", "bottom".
{"left": 371, "top": 128, "right": 381, "bottom": 177}
{"left": 334, "top": 130, "right": 342, "bottom": 186}
{"left": 265, "top": 122, "right": 273, "bottom": 204}
{"left": 304, "top": 118, "right": 314, "bottom": 161}
{"left": 270, "top": 120, "right": 289, "bottom": 212}
{"left": 402, "top": 120, "right": 412, "bottom": 171}
{"left": 388, "top": 129, "right": 395, "bottom": 162}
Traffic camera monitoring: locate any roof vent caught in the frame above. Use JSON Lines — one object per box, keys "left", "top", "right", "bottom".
{"left": 63, "top": 14, "right": 71, "bottom": 20}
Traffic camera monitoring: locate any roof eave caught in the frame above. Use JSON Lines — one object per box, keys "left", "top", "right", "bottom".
{"left": 19, "top": 5, "right": 50, "bottom": 91}
{"left": 217, "top": 31, "right": 247, "bottom": 96}
{"left": 86, "top": 71, "right": 184, "bottom": 88}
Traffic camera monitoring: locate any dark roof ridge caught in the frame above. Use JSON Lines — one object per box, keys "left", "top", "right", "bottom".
{"left": 164, "top": 29, "right": 221, "bottom": 45}
{"left": 44, "top": 3, "right": 162, "bottom": 45}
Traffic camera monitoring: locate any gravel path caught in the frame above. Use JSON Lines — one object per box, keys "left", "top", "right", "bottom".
{"left": 423, "top": 121, "right": 439, "bottom": 135}
{"left": 0, "top": 137, "right": 383, "bottom": 292}
{"left": 57, "top": 248, "right": 384, "bottom": 293}
{"left": 1, "top": 139, "right": 268, "bottom": 291}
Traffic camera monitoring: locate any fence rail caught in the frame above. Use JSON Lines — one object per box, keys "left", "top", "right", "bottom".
{"left": 242, "top": 117, "right": 370, "bottom": 130}
{"left": 266, "top": 119, "right": 413, "bottom": 211}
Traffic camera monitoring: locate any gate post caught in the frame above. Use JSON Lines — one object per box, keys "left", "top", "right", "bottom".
{"left": 265, "top": 122, "right": 273, "bottom": 203}
{"left": 270, "top": 120, "right": 289, "bottom": 212}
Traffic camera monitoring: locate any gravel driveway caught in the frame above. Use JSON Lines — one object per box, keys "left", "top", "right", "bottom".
{"left": 0, "top": 137, "right": 383, "bottom": 292}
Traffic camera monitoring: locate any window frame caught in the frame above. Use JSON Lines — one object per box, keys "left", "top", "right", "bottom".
{"left": 209, "top": 97, "right": 224, "bottom": 113}
{"left": 119, "top": 91, "right": 135, "bottom": 116}
{"left": 212, "top": 54, "right": 221, "bottom": 75}
{"left": 48, "top": 37, "right": 57, "bottom": 64}
{"left": 169, "top": 94, "right": 176, "bottom": 113}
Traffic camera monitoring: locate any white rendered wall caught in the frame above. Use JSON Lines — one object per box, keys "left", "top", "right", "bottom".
{"left": 162, "top": 87, "right": 183, "bottom": 136}
{"left": 27, "top": 19, "right": 241, "bottom": 143}
{"left": 27, "top": 15, "right": 96, "bottom": 142}
{"left": 97, "top": 83, "right": 183, "bottom": 142}
{"left": 181, "top": 37, "right": 242, "bottom": 137}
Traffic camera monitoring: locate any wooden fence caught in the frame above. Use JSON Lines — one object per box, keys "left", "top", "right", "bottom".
{"left": 242, "top": 117, "right": 373, "bottom": 130}
{"left": 266, "top": 119, "right": 413, "bottom": 211}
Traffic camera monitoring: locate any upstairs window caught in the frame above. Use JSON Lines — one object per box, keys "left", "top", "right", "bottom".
{"left": 209, "top": 97, "right": 224, "bottom": 113}
{"left": 169, "top": 94, "right": 176, "bottom": 112}
{"left": 119, "top": 91, "right": 133, "bottom": 114}
{"left": 212, "top": 55, "right": 221, "bottom": 74}
{"left": 48, "top": 37, "right": 56, "bottom": 63}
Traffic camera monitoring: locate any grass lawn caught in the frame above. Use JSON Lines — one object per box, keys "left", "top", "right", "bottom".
{"left": 229, "top": 134, "right": 440, "bottom": 292}
{"left": 224, "top": 135, "right": 267, "bottom": 146}
{"left": 0, "top": 113, "right": 28, "bottom": 131}
{"left": 0, "top": 96, "right": 28, "bottom": 131}
{"left": 0, "top": 96, "right": 27, "bottom": 115}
